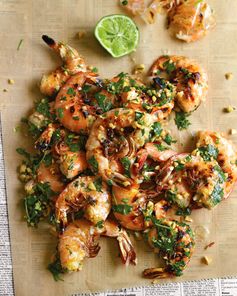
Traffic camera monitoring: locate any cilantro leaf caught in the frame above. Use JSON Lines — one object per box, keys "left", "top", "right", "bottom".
{"left": 120, "top": 157, "right": 131, "bottom": 178}
{"left": 175, "top": 111, "right": 191, "bottom": 130}
{"left": 112, "top": 204, "right": 132, "bottom": 215}
{"left": 197, "top": 145, "right": 219, "bottom": 161}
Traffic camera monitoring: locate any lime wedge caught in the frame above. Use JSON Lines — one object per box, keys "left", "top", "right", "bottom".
{"left": 95, "top": 14, "right": 139, "bottom": 58}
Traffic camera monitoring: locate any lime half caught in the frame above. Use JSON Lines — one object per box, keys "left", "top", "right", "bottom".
{"left": 95, "top": 14, "right": 139, "bottom": 58}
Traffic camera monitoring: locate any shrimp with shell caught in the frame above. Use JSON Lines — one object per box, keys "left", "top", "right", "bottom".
{"left": 55, "top": 176, "right": 111, "bottom": 228}
{"left": 112, "top": 143, "right": 177, "bottom": 231}
{"left": 40, "top": 35, "right": 86, "bottom": 97}
{"left": 54, "top": 72, "right": 99, "bottom": 134}
{"left": 57, "top": 218, "right": 137, "bottom": 272}
{"left": 166, "top": 0, "right": 216, "bottom": 43}
{"left": 150, "top": 55, "right": 208, "bottom": 113}
{"left": 195, "top": 131, "right": 237, "bottom": 198}
{"left": 86, "top": 108, "right": 156, "bottom": 186}
{"left": 143, "top": 218, "right": 195, "bottom": 278}
{"left": 100, "top": 72, "right": 176, "bottom": 121}
{"left": 35, "top": 124, "right": 88, "bottom": 179}
{"left": 157, "top": 152, "right": 227, "bottom": 210}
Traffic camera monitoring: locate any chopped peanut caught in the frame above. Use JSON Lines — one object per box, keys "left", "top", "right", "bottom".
{"left": 224, "top": 105, "right": 235, "bottom": 113}
{"left": 201, "top": 256, "right": 212, "bottom": 265}
{"left": 133, "top": 64, "right": 145, "bottom": 74}
{"left": 225, "top": 72, "right": 233, "bottom": 80}
{"left": 8, "top": 79, "right": 15, "bottom": 85}
{"left": 77, "top": 30, "right": 86, "bottom": 39}
{"left": 230, "top": 129, "right": 237, "bottom": 135}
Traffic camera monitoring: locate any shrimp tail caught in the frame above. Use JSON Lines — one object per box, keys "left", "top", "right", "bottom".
{"left": 42, "top": 35, "right": 56, "bottom": 48}
{"left": 117, "top": 229, "right": 137, "bottom": 265}
{"left": 143, "top": 267, "right": 171, "bottom": 279}
{"left": 87, "top": 243, "right": 101, "bottom": 258}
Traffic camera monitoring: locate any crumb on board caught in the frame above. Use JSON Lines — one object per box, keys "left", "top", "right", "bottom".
{"left": 3, "top": 89, "right": 8, "bottom": 92}
{"left": 201, "top": 256, "right": 212, "bottom": 265}
{"left": 230, "top": 129, "right": 237, "bottom": 135}
{"left": 184, "top": 216, "right": 193, "bottom": 223}
{"left": 223, "top": 106, "right": 235, "bottom": 113}
{"left": 225, "top": 72, "right": 233, "bottom": 80}
{"left": 77, "top": 30, "right": 86, "bottom": 39}
{"left": 133, "top": 64, "right": 145, "bottom": 74}
{"left": 204, "top": 242, "right": 215, "bottom": 250}
{"left": 8, "top": 79, "right": 15, "bottom": 85}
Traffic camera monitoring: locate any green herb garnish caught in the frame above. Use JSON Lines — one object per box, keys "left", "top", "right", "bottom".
{"left": 197, "top": 144, "right": 219, "bottom": 161}
{"left": 175, "top": 111, "right": 191, "bottom": 130}
{"left": 88, "top": 156, "right": 98, "bottom": 173}
{"left": 120, "top": 156, "right": 131, "bottom": 178}
{"left": 112, "top": 204, "right": 133, "bottom": 215}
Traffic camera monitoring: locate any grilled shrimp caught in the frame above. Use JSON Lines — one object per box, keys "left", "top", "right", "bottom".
{"left": 167, "top": 0, "right": 216, "bottom": 43}
{"left": 54, "top": 72, "right": 99, "bottom": 133}
{"left": 58, "top": 218, "right": 137, "bottom": 271}
{"left": 195, "top": 131, "right": 237, "bottom": 198}
{"left": 157, "top": 153, "right": 226, "bottom": 209}
{"left": 112, "top": 183, "right": 150, "bottom": 231}
{"left": 112, "top": 145, "right": 177, "bottom": 231}
{"left": 103, "top": 73, "right": 175, "bottom": 121}
{"left": 55, "top": 176, "right": 111, "bottom": 228}
{"left": 37, "top": 162, "right": 65, "bottom": 193}
{"left": 150, "top": 55, "right": 208, "bottom": 113}
{"left": 86, "top": 108, "right": 156, "bottom": 186}
{"left": 35, "top": 124, "right": 88, "bottom": 179}
{"left": 143, "top": 218, "right": 195, "bottom": 278}
{"left": 40, "top": 35, "right": 86, "bottom": 97}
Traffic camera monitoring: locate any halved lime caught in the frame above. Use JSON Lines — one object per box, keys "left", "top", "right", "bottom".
{"left": 95, "top": 14, "right": 139, "bottom": 58}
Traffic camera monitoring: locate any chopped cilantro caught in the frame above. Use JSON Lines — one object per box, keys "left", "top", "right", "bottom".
{"left": 197, "top": 145, "right": 219, "bottom": 161}
{"left": 82, "top": 84, "right": 91, "bottom": 93}
{"left": 48, "top": 253, "right": 66, "bottom": 281}
{"left": 92, "top": 67, "right": 98, "bottom": 73}
{"left": 210, "top": 183, "right": 224, "bottom": 206}
{"left": 65, "top": 133, "right": 87, "bottom": 152}
{"left": 88, "top": 156, "right": 98, "bottom": 173}
{"left": 121, "top": 198, "right": 129, "bottom": 204}
{"left": 174, "top": 161, "right": 185, "bottom": 171}
{"left": 214, "top": 165, "right": 226, "bottom": 183}
{"left": 67, "top": 87, "right": 76, "bottom": 96}
{"left": 112, "top": 204, "right": 132, "bottom": 215}
{"left": 16, "top": 147, "right": 31, "bottom": 160}
{"left": 93, "top": 177, "right": 102, "bottom": 192}
{"left": 135, "top": 111, "right": 144, "bottom": 125}
{"left": 57, "top": 108, "right": 64, "bottom": 119}
{"left": 94, "top": 92, "right": 113, "bottom": 113}
{"left": 43, "top": 153, "right": 53, "bottom": 167}
{"left": 35, "top": 99, "right": 51, "bottom": 118}
{"left": 163, "top": 134, "right": 177, "bottom": 145}
{"left": 24, "top": 183, "right": 55, "bottom": 226}
{"left": 120, "top": 157, "right": 131, "bottom": 178}
{"left": 175, "top": 111, "right": 191, "bottom": 130}
{"left": 95, "top": 220, "right": 104, "bottom": 229}
{"left": 163, "top": 60, "right": 176, "bottom": 74}
{"left": 107, "top": 179, "right": 113, "bottom": 186}
{"left": 176, "top": 207, "right": 191, "bottom": 217}
{"left": 154, "top": 143, "right": 167, "bottom": 151}
{"left": 150, "top": 122, "right": 163, "bottom": 139}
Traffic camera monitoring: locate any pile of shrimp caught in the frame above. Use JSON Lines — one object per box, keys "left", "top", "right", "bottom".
{"left": 17, "top": 36, "right": 237, "bottom": 280}
{"left": 120, "top": 0, "right": 216, "bottom": 43}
